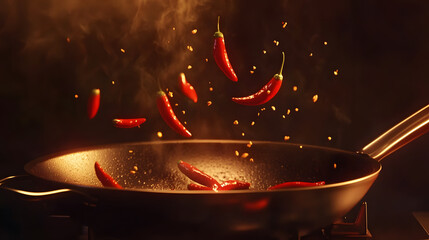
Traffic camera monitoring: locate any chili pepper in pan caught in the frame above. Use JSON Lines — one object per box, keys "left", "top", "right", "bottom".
{"left": 220, "top": 180, "right": 251, "bottom": 190}
{"left": 232, "top": 52, "right": 285, "bottom": 106}
{"left": 213, "top": 16, "right": 238, "bottom": 82}
{"left": 87, "top": 89, "right": 100, "bottom": 119}
{"left": 157, "top": 90, "right": 192, "bottom": 138}
{"left": 94, "top": 162, "right": 123, "bottom": 189}
{"left": 268, "top": 181, "right": 325, "bottom": 190}
{"left": 177, "top": 160, "right": 220, "bottom": 188}
{"left": 178, "top": 72, "right": 198, "bottom": 103}
{"left": 187, "top": 183, "right": 212, "bottom": 190}
{"left": 112, "top": 118, "right": 146, "bottom": 128}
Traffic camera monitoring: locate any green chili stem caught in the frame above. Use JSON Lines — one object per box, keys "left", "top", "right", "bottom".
{"left": 279, "top": 52, "right": 285, "bottom": 75}
{"left": 217, "top": 16, "right": 220, "bottom": 32}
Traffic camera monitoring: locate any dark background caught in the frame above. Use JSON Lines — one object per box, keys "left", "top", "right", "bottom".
{"left": 0, "top": 0, "right": 428, "bottom": 239}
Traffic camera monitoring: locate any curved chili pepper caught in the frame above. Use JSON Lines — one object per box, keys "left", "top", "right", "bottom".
{"left": 94, "top": 162, "right": 123, "bottom": 189}
{"left": 268, "top": 181, "right": 325, "bottom": 190}
{"left": 87, "top": 88, "right": 100, "bottom": 119}
{"left": 112, "top": 118, "right": 146, "bottom": 128}
{"left": 188, "top": 180, "right": 251, "bottom": 191}
{"left": 232, "top": 52, "right": 285, "bottom": 106}
{"left": 220, "top": 180, "right": 251, "bottom": 190}
{"left": 177, "top": 160, "right": 220, "bottom": 188}
{"left": 157, "top": 90, "right": 192, "bottom": 138}
{"left": 187, "top": 183, "right": 212, "bottom": 190}
{"left": 179, "top": 73, "right": 198, "bottom": 103}
{"left": 213, "top": 16, "right": 238, "bottom": 82}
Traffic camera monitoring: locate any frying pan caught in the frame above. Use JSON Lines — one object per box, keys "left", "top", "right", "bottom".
{"left": 1, "top": 104, "right": 429, "bottom": 239}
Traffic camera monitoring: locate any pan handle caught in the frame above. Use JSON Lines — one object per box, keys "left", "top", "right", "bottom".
{"left": 362, "top": 104, "right": 429, "bottom": 161}
{"left": 0, "top": 175, "right": 97, "bottom": 204}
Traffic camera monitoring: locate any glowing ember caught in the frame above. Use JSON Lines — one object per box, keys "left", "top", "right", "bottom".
{"left": 241, "top": 153, "right": 249, "bottom": 158}
{"left": 313, "top": 94, "right": 319, "bottom": 102}
{"left": 182, "top": 110, "right": 186, "bottom": 115}
{"left": 261, "top": 108, "right": 266, "bottom": 111}
{"left": 287, "top": 109, "right": 291, "bottom": 115}
{"left": 295, "top": 108, "right": 299, "bottom": 112}
{"left": 282, "top": 115, "right": 285, "bottom": 118}
{"left": 334, "top": 69, "right": 339, "bottom": 76}
{"left": 187, "top": 65, "right": 192, "bottom": 69}
{"left": 252, "top": 66, "right": 256, "bottom": 70}
{"left": 284, "top": 136, "right": 290, "bottom": 141}
{"left": 191, "top": 29, "right": 198, "bottom": 34}
{"left": 187, "top": 45, "right": 194, "bottom": 51}
{"left": 172, "top": 27, "right": 176, "bottom": 31}
{"left": 241, "top": 132, "right": 245, "bottom": 136}
{"left": 120, "top": 48, "right": 125, "bottom": 53}
{"left": 334, "top": 163, "right": 337, "bottom": 168}
{"left": 112, "top": 81, "right": 115, "bottom": 85}
{"left": 299, "top": 145, "right": 303, "bottom": 149}
{"left": 247, "top": 141, "right": 253, "bottom": 147}
{"left": 293, "top": 86, "right": 298, "bottom": 91}
{"left": 309, "top": 52, "right": 313, "bottom": 57}
{"left": 282, "top": 21, "right": 288, "bottom": 28}
{"left": 263, "top": 50, "right": 267, "bottom": 54}
{"left": 271, "top": 106, "right": 276, "bottom": 111}
{"left": 130, "top": 170, "right": 136, "bottom": 174}
{"left": 175, "top": 103, "right": 179, "bottom": 107}
{"left": 251, "top": 121, "right": 255, "bottom": 126}
{"left": 133, "top": 166, "right": 138, "bottom": 171}
{"left": 328, "top": 136, "right": 332, "bottom": 141}
{"left": 205, "top": 58, "right": 209, "bottom": 62}
{"left": 66, "top": 37, "right": 71, "bottom": 43}
{"left": 128, "top": 150, "right": 133, "bottom": 153}
{"left": 209, "top": 87, "right": 213, "bottom": 91}
{"left": 207, "top": 101, "right": 212, "bottom": 106}
{"left": 233, "top": 120, "right": 239, "bottom": 125}
{"left": 249, "top": 158, "right": 254, "bottom": 162}
{"left": 235, "top": 150, "right": 239, "bottom": 157}
{"left": 74, "top": 94, "right": 78, "bottom": 99}
{"left": 250, "top": 70, "right": 254, "bottom": 74}
{"left": 324, "top": 41, "right": 328, "bottom": 45}
{"left": 168, "top": 91, "right": 173, "bottom": 98}
{"left": 273, "top": 40, "right": 279, "bottom": 46}
{"left": 157, "top": 132, "right": 163, "bottom": 138}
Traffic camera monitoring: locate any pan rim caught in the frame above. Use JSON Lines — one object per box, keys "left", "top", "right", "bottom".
{"left": 24, "top": 139, "right": 382, "bottom": 195}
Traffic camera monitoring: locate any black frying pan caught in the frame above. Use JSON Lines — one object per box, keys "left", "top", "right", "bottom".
{"left": 2, "top": 104, "right": 428, "bottom": 239}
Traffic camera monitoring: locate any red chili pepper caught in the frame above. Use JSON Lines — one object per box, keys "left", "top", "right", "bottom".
{"left": 87, "top": 88, "right": 100, "bottom": 119}
{"left": 220, "top": 180, "right": 251, "bottom": 190}
{"left": 213, "top": 16, "right": 238, "bottom": 82}
{"left": 157, "top": 90, "right": 192, "bottom": 138}
{"left": 94, "top": 162, "right": 123, "bottom": 189}
{"left": 179, "top": 73, "right": 198, "bottom": 103}
{"left": 177, "top": 160, "right": 220, "bottom": 188}
{"left": 268, "top": 181, "right": 325, "bottom": 190}
{"left": 112, "top": 118, "right": 146, "bottom": 128}
{"left": 187, "top": 183, "right": 212, "bottom": 190}
{"left": 232, "top": 52, "right": 285, "bottom": 106}
{"left": 188, "top": 180, "right": 250, "bottom": 191}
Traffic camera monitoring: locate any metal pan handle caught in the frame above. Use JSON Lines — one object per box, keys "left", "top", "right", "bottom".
{"left": 362, "top": 104, "right": 429, "bottom": 161}
{"left": 0, "top": 175, "right": 97, "bottom": 204}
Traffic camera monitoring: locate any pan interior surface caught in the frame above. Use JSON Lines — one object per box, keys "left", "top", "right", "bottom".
{"left": 25, "top": 140, "right": 381, "bottom": 192}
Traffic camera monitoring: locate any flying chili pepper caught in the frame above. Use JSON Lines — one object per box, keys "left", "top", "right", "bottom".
{"left": 157, "top": 90, "right": 192, "bottom": 138}
{"left": 213, "top": 16, "right": 238, "bottom": 82}
{"left": 94, "top": 162, "right": 123, "bottom": 189}
{"left": 177, "top": 160, "right": 220, "bottom": 188}
{"left": 268, "top": 181, "right": 325, "bottom": 190}
{"left": 232, "top": 52, "right": 285, "bottom": 106}
{"left": 178, "top": 72, "right": 198, "bottom": 103}
{"left": 87, "top": 88, "right": 100, "bottom": 119}
{"left": 112, "top": 118, "right": 146, "bottom": 128}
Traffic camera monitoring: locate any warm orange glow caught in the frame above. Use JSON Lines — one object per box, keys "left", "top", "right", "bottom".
{"left": 293, "top": 86, "right": 298, "bottom": 91}
{"left": 334, "top": 69, "right": 339, "bottom": 76}
{"left": 130, "top": 170, "right": 136, "bottom": 174}
{"left": 186, "top": 45, "right": 194, "bottom": 51}
{"left": 247, "top": 141, "right": 253, "bottom": 147}
{"left": 262, "top": 50, "right": 267, "bottom": 54}
{"left": 182, "top": 110, "right": 186, "bottom": 115}
{"left": 324, "top": 41, "right": 328, "bottom": 45}
{"left": 112, "top": 81, "right": 115, "bottom": 85}
{"left": 241, "top": 132, "right": 245, "bottom": 136}
{"left": 249, "top": 158, "right": 254, "bottom": 162}
{"left": 187, "top": 65, "right": 192, "bottom": 69}
{"left": 120, "top": 48, "right": 125, "bottom": 53}
{"left": 284, "top": 136, "right": 290, "bottom": 141}
{"left": 313, "top": 94, "right": 319, "bottom": 102}
{"left": 252, "top": 66, "right": 256, "bottom": 70}
{"left": 282, "top": 21, "right": 288, "bottom": 28}
{"left": 309, "top": 52, "right": 313, "bottom": 57}
{"left": 207, "top": 101, "right": 212, "bottom": 106}
{"left": 233, "top": 120, "right": 239, "bottom": 125}
{"left": 287, "top": 109, "right": 291, "bottom": 115}
{"left": 74, "top": 94, "right": 78, "bottom": 99}
{"left": 250, "top": 70, "right": 254, "bottom": 74}
{"left": 168, "top": 91, "right": 173, "bottom": 98}
{"left": 191, "top": 29, "right": 198, "bottom": 34}
{"left": 66, "top": 37, "right": 71, "bottom": 43}
{"left": 295, "top": 108, "right": 299, "bottom": 112}
{"left": 271, "top": 106, "right": 276, "bottom": 111}
{"left": 209, "top": 87, "right": 213, "bottom": 92}
{"left": 328, "top": 136, "right": 332, "bottom": 141}
{"left": 251, "top": 121, "right": 255, "bottom": 126}
{"left": 241, "top": 152, "right": 249, "bottom": 158}
{"left": 235, "top": 150, "right": 239, "bottom": 157}
{"left": 157, "top": 132, "right": 163, "bottom": 138}
{"left": 133, "top": 166, "right": 138, "bottom": 171}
